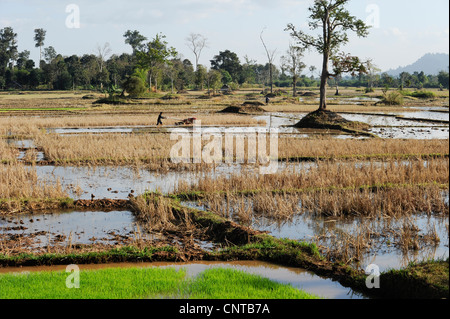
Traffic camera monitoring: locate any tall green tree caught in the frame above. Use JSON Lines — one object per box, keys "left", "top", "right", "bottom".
{"left": 438, "top": 71, "right": 449, "bottom": 89}
{"left": 286, "top": 0, "right": 370, "bottom": 110}
{"left": 124, "top": 30, "right": 147, "bottom": 55}
{"left": 0, "top": 27, "right": 18, "bottom": 76}
{"left": 34, "top": 28, "right": 46, "bottom": 67}
{"left": 206, "top": 69, "right": 222, "bottom": 95}
{"left": 16, "top": 50, "right": 31, "bottom": 70}
{"left": 136, "top": 33, "right": 177, "bottom": 91}
{"left": 210, "top": 50, "right": 242, "bottom": 84}
{"left": 43, "top": 46, "right": 57, "bottom": 64}
{"left": 195, "top": 64, "right": 207, "bottom": 90}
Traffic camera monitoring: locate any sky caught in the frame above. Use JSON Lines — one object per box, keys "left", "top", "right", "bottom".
{"left": 0, "top": 0, "right": 449, "bottom": 73}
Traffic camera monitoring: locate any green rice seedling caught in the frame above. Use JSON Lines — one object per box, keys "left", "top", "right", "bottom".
{"left": 184, "top": 268, "right": 321, "bottom": 299}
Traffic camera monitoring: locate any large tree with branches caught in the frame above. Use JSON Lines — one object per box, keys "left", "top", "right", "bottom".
{"left": 286, "top": 0, "right": 370, "bottom": 111}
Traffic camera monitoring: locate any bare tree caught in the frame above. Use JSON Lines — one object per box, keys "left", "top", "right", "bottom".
{"left": 186, "top": 33, "right": 208, "bottom": 71}
{"left": 260, "top": 28, "right": 277, "bottom": 94}
{"left": 96, "top": 42, "right": 112, "bottom": 73}
{"left": 96, "top": 42, "right": 112, "bottom": 89}
{"left": 281, "top": 44, "right": 306, "bottom": 97}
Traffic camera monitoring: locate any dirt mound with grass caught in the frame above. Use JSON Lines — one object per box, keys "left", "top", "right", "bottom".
{"left": 298, "top": 91, "right": 318, "bottom": 97}
{"left": 295, "top": 109, "right": 350, "bottom": 129}
{"left": 294, "top": 109, "right": 373, "bottom": 136}
{"left": 220, "top": 102, "right": 267, "bottom": 114}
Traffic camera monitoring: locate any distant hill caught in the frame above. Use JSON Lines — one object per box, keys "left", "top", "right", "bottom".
{"left": 385, "top": 53, "right": 449, "bottom": 76}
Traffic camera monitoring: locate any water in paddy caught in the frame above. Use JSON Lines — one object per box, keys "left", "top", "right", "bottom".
{"left": 0, "top": 210, "right": 146, "bottom": 248}
{"left": 183, "top": 201, "right": 449, "bottom": 273}
{"left": 45, "top": 110, "right": 449, "bottom": 139}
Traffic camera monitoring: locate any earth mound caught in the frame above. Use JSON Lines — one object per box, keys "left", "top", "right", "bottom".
{"left": 220, "top": 102, "right": 266, "bottom": 114}
{"left": 298, "top": 91, "right": 318, "bottom": 97}
{"left": 294, "top": 109, "right": 371, "bottom": 132}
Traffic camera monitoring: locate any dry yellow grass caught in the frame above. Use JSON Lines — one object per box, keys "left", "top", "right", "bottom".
{"left": 34, "top": 133, "right": 171, "bottom": 163}
{"left": 263, "top": 104, "right": 425, "bottom": 113}
{"left": 0, "top": 162, "right": 67, "bottom": 200}
{"left": 203, "top": 184, "right": 447, "bottom": 220}
{"left": 0, "top": 114, "right": 265, "bottom": 136}
{"left": 176, "top": 158, "right": 449, "bottom": 194}
{"left": 0, "top": 139, "right": 18, "bottom": 161}
{"left": 31, "top": 133, "right": 449, "bottom": 166}
{"left": 278, "top": 138, "right": 449, "bottom": 159}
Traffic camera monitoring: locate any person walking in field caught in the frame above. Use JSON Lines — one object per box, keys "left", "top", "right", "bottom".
{"left": 157, "top": 112, "right": 165, "bottom": 126}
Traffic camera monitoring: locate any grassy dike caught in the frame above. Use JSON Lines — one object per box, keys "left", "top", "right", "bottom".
{"left": 0, "top": 194, "right": 448, "bottom": 299}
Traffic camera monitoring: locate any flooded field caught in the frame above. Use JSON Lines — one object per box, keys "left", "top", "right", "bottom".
{"left": 41, "top": 109, "right": 449, "bottom": 140}
{"left": 1, "top": 90, "right": 449, "bottom": 299}
{"left": 183, "top": 201, "right": 449, "bottom": 272}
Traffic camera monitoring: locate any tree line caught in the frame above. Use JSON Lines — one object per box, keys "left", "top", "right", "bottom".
{"left": 0, "top": 26, "right": 448, "bottom": 93}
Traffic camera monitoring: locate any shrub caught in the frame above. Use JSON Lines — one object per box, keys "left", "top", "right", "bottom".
{"left": 400, "top": 90, "right": 436, "bottom": 99}
{"left": 410, "top": 91, "right": 435, "bottom": 99}
{"left": 382, "top": 91, "right": 404, "bottom": 105}
{"left": 123, "top": 76, "right": 147, "bottom": 97}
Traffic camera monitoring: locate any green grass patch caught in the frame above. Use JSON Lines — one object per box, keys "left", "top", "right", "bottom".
{"left": 400, "top": 90, "right": 436, "bottom": 99}
{"left": 374, "top": 259, "right": 449, "bottom": 299}
{"left": 0, "top": 267, "right": 187, "bottom": 299}
{"left": 185, "top": 268, "right": 320, "bottom": 299}
{"left": 0, "top": 266, "right": 320, "bottom": 299}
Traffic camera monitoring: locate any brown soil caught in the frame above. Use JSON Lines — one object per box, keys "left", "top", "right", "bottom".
{"left": 73, "top": 199, "right": 131, "bottom": 210}
{"left": 294, "top": 109, "right": 372, "bottom": 135}
{"left": 219, "top": 103, "right": 267, "bottom": 114}
{"left": 294, "top": 109, "right": 352, "bottom": 129}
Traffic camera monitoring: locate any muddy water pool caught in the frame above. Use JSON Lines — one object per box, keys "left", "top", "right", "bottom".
{"left": 32, "top": 164, "right": 261, "bottom": 200}
{"left": 0, "top": 210, "right": 149, "bottom": 248}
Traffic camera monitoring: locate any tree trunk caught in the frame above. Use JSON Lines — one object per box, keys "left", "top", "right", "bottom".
{"left": 319, "top": 54, "right": 329, "bottom": 110}
{"left": 269, "top": 63, "right": 273, "bottom": 94}
{"left": 319, "top": 10, "right": 330, "bottom": 111}
{"left": 39, "top": 46, "right": 42, "bottom": 69}
{"left": 292, "top": 75, "right": 297, "bottom": 97}
{"left": 148, "top": 72, "right": 152, "bottom": 91}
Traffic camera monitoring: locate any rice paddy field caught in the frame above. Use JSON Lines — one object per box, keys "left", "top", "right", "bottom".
{"left": 0, "top": 87, "right": 448, "bottom": 303}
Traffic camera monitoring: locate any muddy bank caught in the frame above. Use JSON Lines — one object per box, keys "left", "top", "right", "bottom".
{"left": 0, "top": 199, "right": 132, "bottom": 215}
